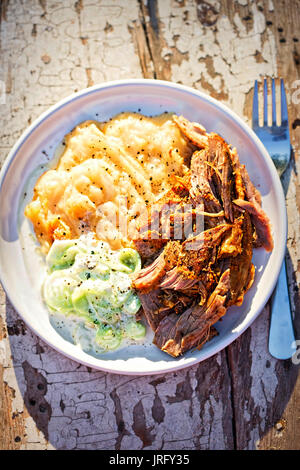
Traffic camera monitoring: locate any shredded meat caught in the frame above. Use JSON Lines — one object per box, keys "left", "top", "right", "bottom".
{"left": 133, "top": 224, "right": 232, "bottom": 292}
{"left": 132, "top": 241, "right": 182, "bottom": 292}
{"left": 173, "top": 115, "right": 208, "bottom": 148}
{"left": 233, "top": 199, "right": 274, "bottom": 252}
{"left": 154, "top": 269, "right": 231, "bottom": 357}
{"left": 132, "top": 116, "right": 274, "bottom": 357}
{"left": 190, "top": 149, "right": 225, "bottom": 226}
{"left": 138, "top": 288, "right": 194, "bottom": 331}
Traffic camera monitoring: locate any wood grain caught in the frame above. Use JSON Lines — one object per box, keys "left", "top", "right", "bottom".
{"left": 0, "top": 0, "right": 299, "bottom": 450}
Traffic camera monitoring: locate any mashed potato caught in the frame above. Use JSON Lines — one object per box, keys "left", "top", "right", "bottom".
{"left": 25, "top": 112, "right": 192, "bottom": 253}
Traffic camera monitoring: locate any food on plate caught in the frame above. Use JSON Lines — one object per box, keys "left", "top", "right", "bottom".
{"left": 25, "top": 113, "right": 191, "bottom": 253}
{"left": 25, "top": 112, "right": 273, "bottom": 357}
{"left": 43, "top": 234, "right": 145, "bottom": 353}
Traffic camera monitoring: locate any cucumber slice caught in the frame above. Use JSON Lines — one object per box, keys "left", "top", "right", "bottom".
{"left": 110, "top": 271, "right": 132, "bottom": 307}
{"left": 123, "top": 293, "right": 141, "bottom": 315}
{"left": 95, "top": 324, "right": 123, "bottom": 350}
{"left": 72, "top": 280, "right": 120, "bottom": 324}
{"left": 107, "top": 248, "right": 141, "bottom": 274}
{"left": 43, "top": 270, "right": 78, "bottom": 314}
{"left": 118, "top": 248, "right": 141, "bottom": 273}
{"left": 123, "top": 321, "right": 146, "bottom": 340}
{"left": 77, "top": 262, "right": 110, "bottom": 281}
{"left": 46, "top": 239, "right": 87, "bottom": 271}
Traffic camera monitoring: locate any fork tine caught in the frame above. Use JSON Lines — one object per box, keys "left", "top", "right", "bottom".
{"left": 280, "top": 79, "right": 288, "bottom": 126}
{"left": 263, "top": 78, "right": 268, "bottom": 126}
{"left": 271, "top": 78, "right": 277, "bottom": 125}
{"left": 252, "top": 80, "right": 259, "bottom": 128}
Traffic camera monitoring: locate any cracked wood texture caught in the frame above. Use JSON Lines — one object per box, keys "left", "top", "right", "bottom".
{"left": 0, "top": 0, "right": 300, "bottom": 450}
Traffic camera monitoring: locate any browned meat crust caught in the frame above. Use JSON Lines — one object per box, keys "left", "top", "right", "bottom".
{"left": 132, "top": 241, "right": 182, "bottom": 292}
{"left": 138, "top": 288, "right": 194, "bottom": 331}
{"left": 223, "top": 212, "right": 254, "bottom": 306}
{"left": 173, "top": 115, "right": 208, "bottom": 148}
{"left": 133, "top": 224, "right": 232, "bottom": 292}
{"left": 233, "top": 199, "right": 274, "bottom": 252}
{"left": 190, "top": 149, "right": 225, "bottom": 226}
{"left": 154, "top": 269, "right": 231, "bottom": 357}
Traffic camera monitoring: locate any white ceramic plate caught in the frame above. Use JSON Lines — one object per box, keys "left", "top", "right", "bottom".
{"left": 0, "top": 79, "right": 286, "bottom": 375}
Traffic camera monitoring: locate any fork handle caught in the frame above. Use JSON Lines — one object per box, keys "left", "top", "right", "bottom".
{"left": 268, "top": 256, "right": 296, "bottom": 360}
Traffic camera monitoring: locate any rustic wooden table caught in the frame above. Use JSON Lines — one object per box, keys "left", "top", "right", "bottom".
{"left": 0, "top": 0, "right": 299, "bottom": 451}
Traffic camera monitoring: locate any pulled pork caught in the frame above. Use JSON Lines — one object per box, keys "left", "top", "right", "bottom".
{"left": 132, "top": 115, "right": 273, "bottom": 357}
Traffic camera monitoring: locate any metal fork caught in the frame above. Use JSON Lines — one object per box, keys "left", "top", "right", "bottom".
{"left": 252, "top": 78, "right": 296, "bottom": 360}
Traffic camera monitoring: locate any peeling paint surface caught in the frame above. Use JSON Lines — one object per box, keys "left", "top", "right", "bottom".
{"left": 0, "top": 0, "right": 300, "bottom": 450}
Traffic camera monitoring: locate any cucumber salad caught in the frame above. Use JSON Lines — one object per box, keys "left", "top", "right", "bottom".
{"left": 42, "top": 235, "right": 146, "bottom": 354}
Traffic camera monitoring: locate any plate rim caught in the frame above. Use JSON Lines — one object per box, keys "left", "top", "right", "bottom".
{"left": 0, "top": 78, "right": 287, "bottom": 375}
